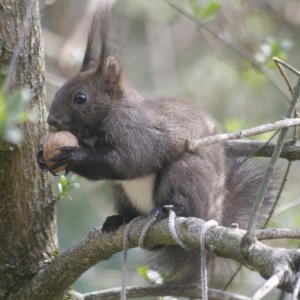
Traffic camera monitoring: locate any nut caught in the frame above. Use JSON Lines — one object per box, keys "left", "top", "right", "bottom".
{"left": 43, "top": 131, "right": 79, "bottom": 173}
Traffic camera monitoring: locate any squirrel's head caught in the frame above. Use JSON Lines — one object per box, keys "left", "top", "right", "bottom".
{"left": 48, "top": 6, "right": 123, "bottom": 141}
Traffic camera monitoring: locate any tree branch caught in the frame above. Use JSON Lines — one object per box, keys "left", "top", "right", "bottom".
{"left": 256, "top": 228, "right": 300, "bottom": 240}
{"left": 8, "top": 217, "right": 300, "bottom": 299}
{"left": 252, "top": 270, "right": 283, "bottom": 300}
{"left": 186, "top": 118, "right": 300, "bottom": 150}
{"left": 245, "top": 76, "right": 300, "bottom": 238}
{"left": 165, "top": 0, "right": 290, "bottom": 101}
{"left": 83, "top": 284, "right": 250, "bottom": 300}
{"left": 225, "top": 140, "right": 300, "bottom": 161}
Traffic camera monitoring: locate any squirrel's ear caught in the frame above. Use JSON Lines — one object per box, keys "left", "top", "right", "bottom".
{"left": 81, "top": 58, "right": 97, "bottom": 72}
{"left": 80, "top": 17, "right": 98, "bottom": 72}
{"left": 99, "top": 56, "right": 121, "bottom": 83}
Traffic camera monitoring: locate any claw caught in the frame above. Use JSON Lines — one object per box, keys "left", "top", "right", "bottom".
{"left": 102, "top": 215, "right": 124, "bottom": 233}
{"left": 49, "top": 169, "right": 59, "bottom": 176}
{"left": 56, "top": 146, "right": 77, "bottom": 152}
{"left": 37, "top": 147, "right": 48, "bottom": 171}
{"left": 40, "top": 144, "right": 78, "bottom": 175}
{"left": 149, "top": 207, "right": 169, "bottom": 220}
{"left": 149, "top": 204, "right": 185, "bottom": 220}
{"left": 47, "top": 153, "right": 71, "bottom": 163}
{"left": 47, "top": 158, "right": 69, "bottom": 173}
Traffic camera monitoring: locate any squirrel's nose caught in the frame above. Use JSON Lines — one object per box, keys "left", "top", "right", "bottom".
{"left": 47, "top": 113, "right": 73, "bottom": 131}
{"left": 47, "top": 114, "right": 60, "bottom": 129}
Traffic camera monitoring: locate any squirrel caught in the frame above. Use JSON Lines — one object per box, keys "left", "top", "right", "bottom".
{"left": 37, "top": 5, "right": 276, "bottom": 283}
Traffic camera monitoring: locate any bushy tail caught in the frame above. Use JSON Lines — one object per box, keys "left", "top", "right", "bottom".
{"left": 147, "top": 246, "right": 201, "bottom": 283}
{"left": 147, "top": 155, "right": 278, "bottom": 284}
{"left": 222, "top": 156, "right": 278, "bottom": 229}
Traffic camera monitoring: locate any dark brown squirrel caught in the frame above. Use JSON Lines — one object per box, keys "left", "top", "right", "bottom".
{"left": 37, "top": 5, "right": 276, "bottom": 283}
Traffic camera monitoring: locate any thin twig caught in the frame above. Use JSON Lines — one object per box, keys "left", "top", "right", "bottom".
{"left": 273, "top": 57, "right": 294, "bottom": 94}
{"left": 251, "top": 270, "right": 283, "bottom": 300}
{"left": 246, "top": 76, "right": 300, "bottom": 239}
{"left": 187, "top": 118, "right": 300, "bottom": 150}
{"left": 263, "top": 160, "right": 292, "bottom": 227}
{"left": 223, "top": 264, "right": 243, "bottom": 291}
{"left": 223, "top": 136, "right": 291, "bottom": 291}
{"left": 273, "top": 57, "right": 300, "bottom": 77}
{"left": 263, "top": 58, "right": 299, "bottom": 228}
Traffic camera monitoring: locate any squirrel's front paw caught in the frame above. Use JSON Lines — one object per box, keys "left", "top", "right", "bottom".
{"left": 102, "top": 215, "right": 124, "bottom": 233}
{"left": 46, "top": 146, "right": 78, "bottom": 174}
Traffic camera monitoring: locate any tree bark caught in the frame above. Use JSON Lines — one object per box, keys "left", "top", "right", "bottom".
{"left": 0, "top": 1, "right": 57, "bottom": 299}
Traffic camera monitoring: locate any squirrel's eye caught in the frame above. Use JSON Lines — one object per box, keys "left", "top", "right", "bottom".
{"left": 73, "top": 92, "right": 87, "bottom": 104}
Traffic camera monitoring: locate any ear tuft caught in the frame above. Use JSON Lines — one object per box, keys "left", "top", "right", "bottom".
{"left": 102, "top": 56, "right": 121, "bottom": 83}
{"left": 81, "top": 59, "right": 98, "bottom": 72}
{"left": 80, "top": 15, "right": 99, "bottom": 72}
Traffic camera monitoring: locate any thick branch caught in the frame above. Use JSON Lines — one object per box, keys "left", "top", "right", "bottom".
{"left": 225, "top": 140, "right": 300, "bottom": 161}
{"left": 256, "top": 228, "right": 300, "bottom": 240}
{"left": 8, "top": 217, "right": 300, "bottom": 299}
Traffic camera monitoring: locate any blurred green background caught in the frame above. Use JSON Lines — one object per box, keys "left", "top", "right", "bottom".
{"left": 39, "top": 0, "right": 300, "bottom": 298}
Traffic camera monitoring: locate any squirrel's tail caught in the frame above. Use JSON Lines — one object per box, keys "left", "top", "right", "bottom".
{"left": 222, "top": 155, "right": 278, "bottom": 229}
{"left": 147, "top": 155, "right": 278, "bottom": 284}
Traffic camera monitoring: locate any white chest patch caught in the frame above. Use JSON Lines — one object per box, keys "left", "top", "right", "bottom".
{"left": 117, "top": 174, "right": 156, "bottom": 214}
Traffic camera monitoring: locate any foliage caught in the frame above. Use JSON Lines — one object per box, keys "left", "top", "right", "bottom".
{"left": 138, "top": 265, "right": 180, "bottom": 284}
{"left": 256, "top": 37, "right": 293, "bottom": 68}
{"left": 0, "top": 86, "right": 31, "bottom": 143}
{"left": 57, "top": 175, "right": 80, "bottom": 200}
{"left": 189, "top": 0, "right": 221, "bottom": 20}
{"left": 138, "top": 265, "right": 163, "bottom": 284}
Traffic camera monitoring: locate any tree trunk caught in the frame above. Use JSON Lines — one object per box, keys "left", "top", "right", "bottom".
{"left": 0, "top": 1, "right": 57, "bottom": 299}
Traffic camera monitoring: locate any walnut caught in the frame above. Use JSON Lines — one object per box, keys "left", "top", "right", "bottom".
{"left": 43, "top": 131, "right": 79, "bottom": 173}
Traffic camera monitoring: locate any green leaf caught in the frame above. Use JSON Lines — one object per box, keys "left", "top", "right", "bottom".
{"left": 189, "top": 0, "right": 221, "bottom": 20}
{"left": 137, "top": 266, "right": 163, "bottom": 284}
{"left": 256, "top": 37, "right": 293, "bottom": 68}
{"left": 56, "top": 175, "right": 80, "bottom": 200}
{"left": 202, "top": 2, "right": 221, "bottom": 18}
{"left": 137, "top": 265, "right": 150, "bottom": 281}
{"left": 61, "top": 175, "right": 67, "bottom": 191}
{"left": 0, "top": 85, "right": 31, "bottom": 143}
